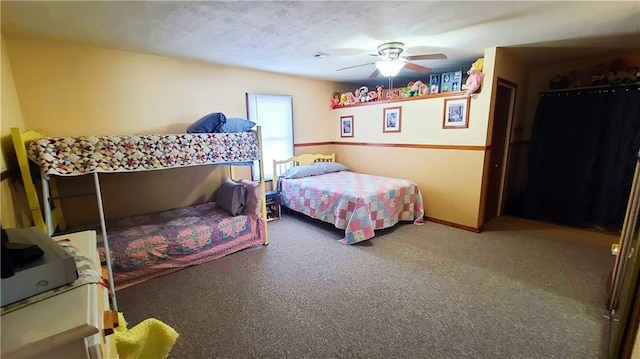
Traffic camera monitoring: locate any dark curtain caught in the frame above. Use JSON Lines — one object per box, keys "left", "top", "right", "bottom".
{"left": 525, "top": 85, "right": 640, "bottom": 230}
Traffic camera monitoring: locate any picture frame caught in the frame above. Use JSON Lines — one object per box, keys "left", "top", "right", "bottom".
{"left": 442, "top": 97, "right": 470, "bottom": 129}
{"left": 383, "top": 106, "right": 402, "bottom": 133}
{"left": 340, "top": 115, "right": 354, "bottom": 138}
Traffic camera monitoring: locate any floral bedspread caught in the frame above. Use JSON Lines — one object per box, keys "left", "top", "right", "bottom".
{"left": 27, "top": 132, "right": 259, "bottom": 177}
{"left": 279, "top": 171, "right": 424, "bottom": 244}
{"left": 97, "top": 202, "right": 265, "bottom": 290}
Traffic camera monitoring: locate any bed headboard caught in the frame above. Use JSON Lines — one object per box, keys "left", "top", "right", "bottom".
{"left": 273, "top": 153, "right": 335, "bottom": 187}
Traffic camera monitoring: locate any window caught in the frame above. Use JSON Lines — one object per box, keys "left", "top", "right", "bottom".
{"left": 246, "top": 93, "right": 294, "bottom": 181}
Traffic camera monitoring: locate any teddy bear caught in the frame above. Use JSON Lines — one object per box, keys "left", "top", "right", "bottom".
{"left": 410, "top": 80, "right": 429, "bottom": 96}
{"left": 369, "top": 90, "right": 378, "bottom": 101}
{"left": 376, "top": 85, "right": 384, "bottom": 101}
{"left": 461, "top": 58, "right": 485, "bottom": 97}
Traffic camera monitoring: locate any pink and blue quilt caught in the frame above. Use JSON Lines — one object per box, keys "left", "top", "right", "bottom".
{"left": 279, "top": 171, "right": 424, "bottom": 244}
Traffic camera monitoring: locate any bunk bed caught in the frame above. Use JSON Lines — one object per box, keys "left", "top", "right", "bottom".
{"left": 25, "top": 128, "right": 268, "bottom": 308}
{"left": 273, "top": 153, "right": 424, "bottom": 244}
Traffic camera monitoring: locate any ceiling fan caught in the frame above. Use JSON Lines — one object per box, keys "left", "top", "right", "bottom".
{"left": 336, "top": 42, "right": 447, "bottom": 79}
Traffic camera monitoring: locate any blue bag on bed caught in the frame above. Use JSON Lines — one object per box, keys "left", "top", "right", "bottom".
{"left": 187, "top": 112, "right": 227, "bottom": 133}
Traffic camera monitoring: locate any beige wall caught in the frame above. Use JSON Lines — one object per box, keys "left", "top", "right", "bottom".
{"left": 1, "top": 34, "right": 28, "bottom": 228}
{"left": 4, "top": 34, "right": 339, "bottom": 226}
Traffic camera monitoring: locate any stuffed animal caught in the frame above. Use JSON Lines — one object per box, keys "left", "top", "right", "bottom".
{"left": 369, "top": 90, "right": 378, "bottom": 101}
{"left": 410, "top": 80, "right": 429, "bottom": 96}
{"left": 330, "top": 92, "right": 341, "bottom": 109}
{"left": 353, "top": 88, "right": 361, "bottom": 102}
{"left": 359, "top": 86, "right": 370, "bottom": 102}
{"left": 376, "top": 85, "right": 384, "bottom": 100}
{"left": 344, "top": 92, "right": 355, "bottom": 105}
{"left": 340, "top": 93, "right": 347, "bottom": 106}
{"left": 461, "top": 58, "right": 485, "bottom": 97}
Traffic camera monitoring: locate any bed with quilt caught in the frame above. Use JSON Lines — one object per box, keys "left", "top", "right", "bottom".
{"left": 26, "top": 127, "right": 268, "bottom": 291}
{"left": 98, "top": 199, "right": 265, "bottom": 290}
{"left": 273, "top": 153, "right": 424, "bottom": 244}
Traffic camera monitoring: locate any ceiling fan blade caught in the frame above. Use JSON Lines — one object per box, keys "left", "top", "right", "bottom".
{"left": 405, "top": 53, "right": 447, "bottom": 61}
{"left": 368, "top": 69, "right": 380, "bottom": 79}
{"left": 405, "top": 62, "right": 432, "bottom": 74}
{"left": 336, "top": 62, "right": 375, "bottom": 71}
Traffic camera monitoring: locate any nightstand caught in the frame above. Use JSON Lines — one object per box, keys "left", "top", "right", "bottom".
{"left": 265, "top": 190, "right": 281, "bottom": 221}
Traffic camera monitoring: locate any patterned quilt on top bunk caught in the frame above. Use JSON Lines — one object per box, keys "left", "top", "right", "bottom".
{"left": 27, "top": 132, "right": 259, "bottom": 176}
{"left": 279, "top": 171, "right": 424, "bottom": 244}
{"left": 97, "top": 202, "right": 265, "bottom": 290}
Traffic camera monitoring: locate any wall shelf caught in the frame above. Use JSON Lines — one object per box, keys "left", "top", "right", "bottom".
{"left": 332, "top": 90, "right": 469, "bottom": 109}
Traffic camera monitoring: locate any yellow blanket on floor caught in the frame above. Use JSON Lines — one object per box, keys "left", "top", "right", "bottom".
{"left": 114, "top": 312, "right": 179, "bottom": 359}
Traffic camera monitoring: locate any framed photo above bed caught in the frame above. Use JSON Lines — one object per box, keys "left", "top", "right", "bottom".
{"left": 443, "top": 96, "right": 470, "bottom": 129}
{"left": 340, "top": 115, "right": 354, "bottom": 138}
{"left": 383, "top": 106, "right": 402, "bottom": 133}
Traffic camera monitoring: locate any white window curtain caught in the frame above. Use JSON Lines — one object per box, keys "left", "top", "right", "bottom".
{"left": 246, "top": 93, "right": 294, "bottom": 181}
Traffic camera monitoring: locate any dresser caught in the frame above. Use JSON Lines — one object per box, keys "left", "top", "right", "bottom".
{"left": 0, "top": 231, "right": 116, "bottom": 359}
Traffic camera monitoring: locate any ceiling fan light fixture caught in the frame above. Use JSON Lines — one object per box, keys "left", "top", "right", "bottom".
{"left": 375, "top": 60, "right": 405, "bottom": 77}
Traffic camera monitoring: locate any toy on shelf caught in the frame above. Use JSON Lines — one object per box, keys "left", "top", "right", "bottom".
{"left": 461, "top": 58, "right": 484, "bottom": 97}
{"left": 369, "top": 90, "right": 377, "bottom": 101}
{"left": 330, "top": 92, "right": 341, "bottom": 109}
{"left": 359, "top": 86, "right": 370, "bottom": 102}
{"left": 400, "top": 82, "right": 413, "bottom": 98}
{"left": 344, "top": 92, "right": 355, "bottom": 105}
{"left": 411, "top": 80, "right": 428, "bottom": 96}
{"left": 376, "top": 85, "right": 384, "bottom": 100}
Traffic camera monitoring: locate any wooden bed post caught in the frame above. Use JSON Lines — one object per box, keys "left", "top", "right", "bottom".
{"left": 93, "top": 173, "right": 118, "bottom": 311}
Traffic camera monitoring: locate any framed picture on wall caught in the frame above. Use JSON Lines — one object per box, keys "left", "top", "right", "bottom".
{"left": 442, "top": 97, "right": 470, "bottom": 129}
{"left": 340, "top": 115, "right": 354, "bottom": 138}
{"left": 383, "top": 106, "right": 402, "bottom": 133}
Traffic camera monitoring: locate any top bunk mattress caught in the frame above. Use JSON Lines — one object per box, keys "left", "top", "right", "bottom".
{"left": 27, "top": 131, "right": 260, "bottom": 177}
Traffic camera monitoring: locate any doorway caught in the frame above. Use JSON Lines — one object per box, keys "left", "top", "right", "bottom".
{"left": 483, "top": 78, "right": 517, "bottom": 225}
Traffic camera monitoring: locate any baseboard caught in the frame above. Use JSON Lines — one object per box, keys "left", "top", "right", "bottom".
{"left": 424, "top": 216, "right": 481, "bottom": 233}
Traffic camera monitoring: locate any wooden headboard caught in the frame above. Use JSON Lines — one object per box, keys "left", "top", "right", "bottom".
{"left": 273, "top": 153, "right": 335, "bottom": 187}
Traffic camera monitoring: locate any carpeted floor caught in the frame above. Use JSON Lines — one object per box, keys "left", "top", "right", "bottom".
{"left": 117, "top": 212, "right": 617, "bottom": 359}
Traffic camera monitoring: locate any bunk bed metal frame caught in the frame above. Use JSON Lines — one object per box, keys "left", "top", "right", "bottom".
{"left": 20, "top": 127, "right": 267, "bottom": 311}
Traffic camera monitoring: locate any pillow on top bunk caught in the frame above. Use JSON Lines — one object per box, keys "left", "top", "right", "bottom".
{"left": 216, "top": 178, "right": 246, "bottom": 216}
{"left": 215, "top": 118, "right": 256, "bottom": 133}
{"left": 237, "top": 179, "right": 262, "bottom": 218}
{"left": 187, "top": 112, "right": 227, "bottom": 133}
{"left": 281, "top": 165, "right": 325, "bottom": 179}
{"left": 312, "top": 162, "right": 349, "bottom": 174}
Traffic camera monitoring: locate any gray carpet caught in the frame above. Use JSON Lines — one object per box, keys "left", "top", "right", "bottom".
{"left": 117, "top": 213, "right": 617, "bottom": 359}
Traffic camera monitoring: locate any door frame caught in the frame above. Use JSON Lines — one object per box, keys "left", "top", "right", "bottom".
{"left": 481, "top": 77, "right": 517, "bottom": 225}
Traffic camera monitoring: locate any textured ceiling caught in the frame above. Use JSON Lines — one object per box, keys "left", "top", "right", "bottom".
{"left": 2, "top": 1, "right": 640, "bottom": 88}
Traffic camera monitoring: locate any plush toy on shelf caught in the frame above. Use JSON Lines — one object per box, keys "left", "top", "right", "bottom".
{"left": 410, "top": 80, "right": 429, "bottom": 96}
{"left": 461, "top": 58, "right": 485, "bottom": 97}
{"left": 369, "top": 90, "right": 378, "bottom": 101}
{"left": 376, "top": 85, "right": 384, "bottom": 101}
{"left": 359, "top": 86, "right": 370, "bottom": 102}
{"left": 344, "top": 92, "right": 355, "bottom": 105}
{"left": 339, "top": 93, "right": 347, "bottom": 106}
{"left": 401, "top": 82, "right": 413, "bottom": 98}
{"left": 330, "top": 92, "right": 341, "bottom": 109}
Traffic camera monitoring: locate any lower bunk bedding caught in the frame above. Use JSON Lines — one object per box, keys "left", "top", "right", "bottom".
{"left": 98, "top": 202, "right": 265, "bottom": 290}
